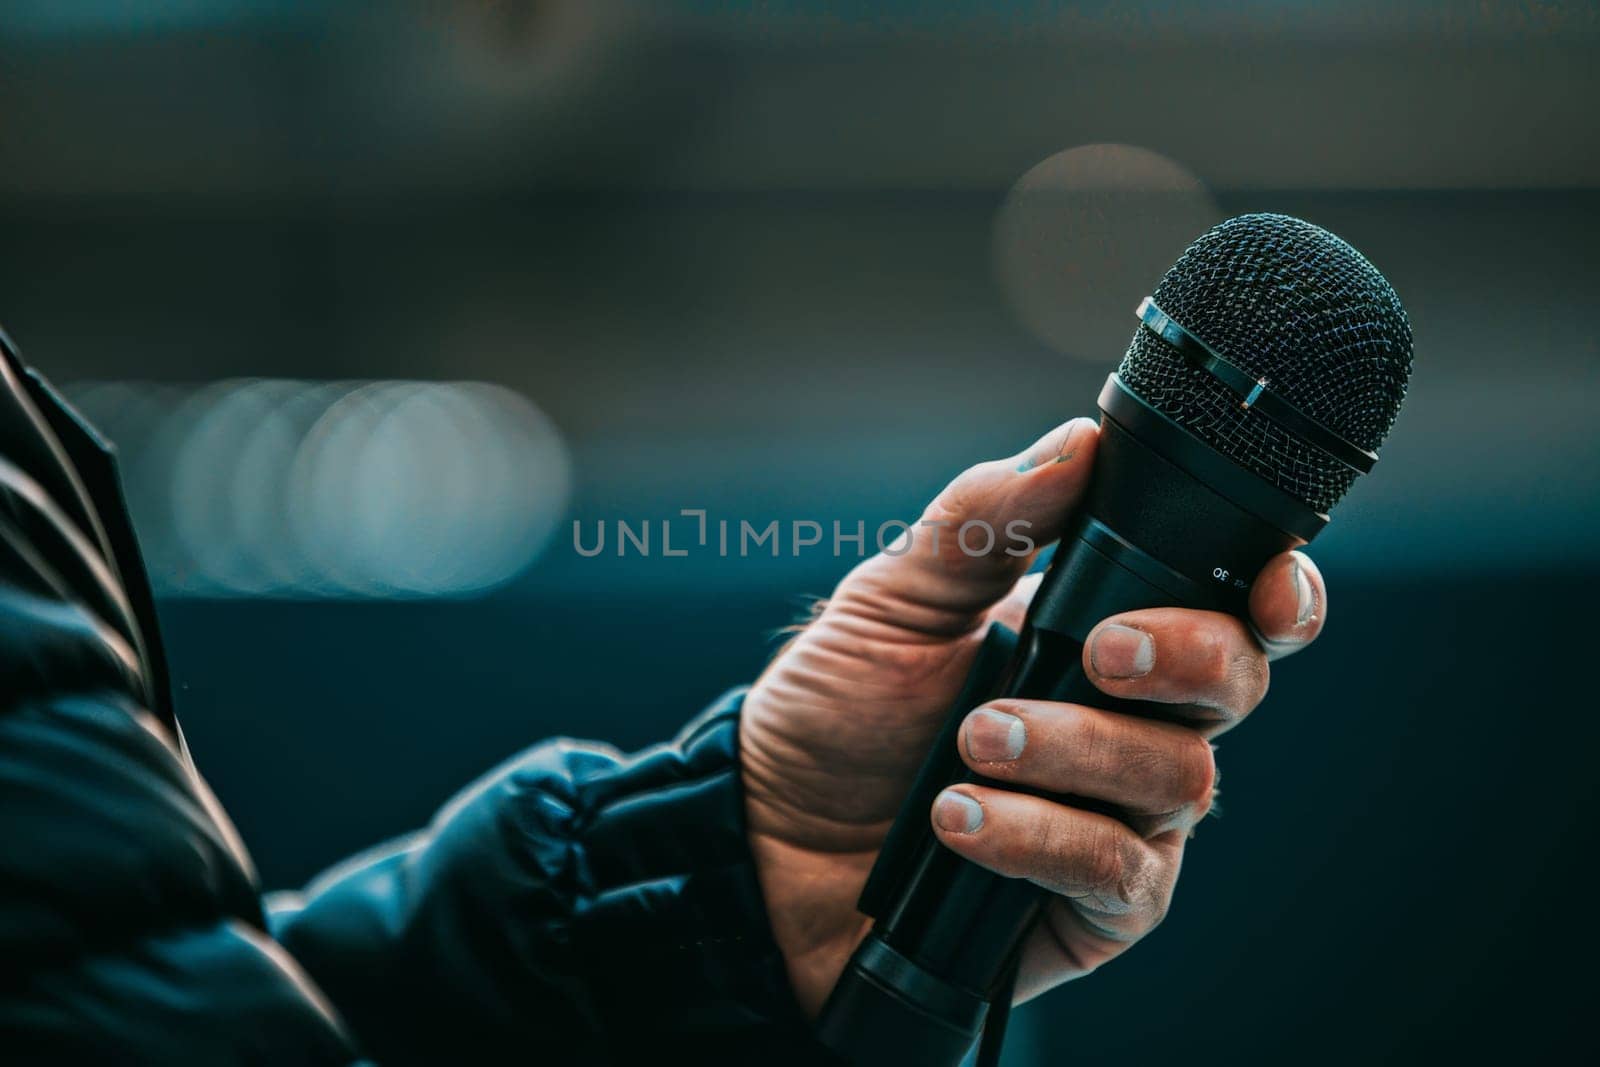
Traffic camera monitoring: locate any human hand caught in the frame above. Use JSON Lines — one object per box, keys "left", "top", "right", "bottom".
{"left": 740, "top": 417, "right": 1327, "bottom": 1012}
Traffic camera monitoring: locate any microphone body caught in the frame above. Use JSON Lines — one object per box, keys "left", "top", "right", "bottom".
{"left": 816, "top": 375, "right": 1323, "bottom": 1063}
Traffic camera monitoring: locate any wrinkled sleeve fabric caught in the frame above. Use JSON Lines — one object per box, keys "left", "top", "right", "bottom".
{"left": 269, "top": 689, "right": 824, "bottom": 1064}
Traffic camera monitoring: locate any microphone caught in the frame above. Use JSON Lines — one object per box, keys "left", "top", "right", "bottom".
{"left": 815, "top": 213, "right": 1414, "bottom": 1065}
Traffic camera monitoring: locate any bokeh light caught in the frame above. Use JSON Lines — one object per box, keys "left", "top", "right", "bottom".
{"left": 66, "top": 379, "right": 571, "bottom": 598}
{"left": 992, "top": 143, "right": 1221, "bottom": 363}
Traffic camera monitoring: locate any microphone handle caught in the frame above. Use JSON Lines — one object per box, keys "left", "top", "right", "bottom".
{"left": 817, "top": 377, "right": 1318, "bottom": 1064}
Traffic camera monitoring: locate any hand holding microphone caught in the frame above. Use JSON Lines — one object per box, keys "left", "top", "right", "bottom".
{"left": 740, "top": 414, "right": 1325, "bottom": 1016}
{"left": 742, "top": 213, "right": 1412, "bottom": 1063}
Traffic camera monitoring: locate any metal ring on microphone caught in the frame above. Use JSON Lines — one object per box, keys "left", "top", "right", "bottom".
{"left": 1135, "top": 297, "right": 1378, "bottom": 475}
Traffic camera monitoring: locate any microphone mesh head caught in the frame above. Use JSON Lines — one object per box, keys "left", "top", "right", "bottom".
{"left": 1117, "top": 213, "right": 1412, "bottom": 513}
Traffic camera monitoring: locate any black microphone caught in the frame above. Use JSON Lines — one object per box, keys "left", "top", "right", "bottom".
{"left": 815, "top": 214, "right": 1415, "bottom": 1065}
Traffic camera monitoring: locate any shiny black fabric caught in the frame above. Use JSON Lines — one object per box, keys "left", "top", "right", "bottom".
{"left": 267, "top": 692, "right": 815, "bottom": 1063}
{"left": 0, "top": 330, "right": 817, "bottom": 1064}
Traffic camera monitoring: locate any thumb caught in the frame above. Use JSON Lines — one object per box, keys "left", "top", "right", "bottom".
{"left": 834, "top": 417, "right": 1099, "bottom": 638}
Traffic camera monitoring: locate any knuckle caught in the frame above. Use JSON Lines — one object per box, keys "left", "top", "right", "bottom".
{"left": 1237, "top": 651, "right": 1271, "bottom": 706}
{"left": 1082, "top": 823, "right": 1129, "bottom": 901}
{"left": 1178, "top": 732, "right": 1218, "bottom": 810}
{"left": 1190, "top": 623, "right": 1269, "bottom": 712}
{"left": 1219, "top": 646, "right": 1269, "bottom": 714}
{"left": 1145, "top": 888, "right": 1173, "bottom": 932}
{"left": 1150, "top": 861, "right": 1183, "bottom": 930}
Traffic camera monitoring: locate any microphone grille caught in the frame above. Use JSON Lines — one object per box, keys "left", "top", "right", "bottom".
{"left": 1117, "top": 213, "right": 1413, "bottom": 513}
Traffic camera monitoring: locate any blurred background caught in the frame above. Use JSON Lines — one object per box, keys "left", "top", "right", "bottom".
{"left": 1, "top": 2, "right": 1597, "bottom": 1063}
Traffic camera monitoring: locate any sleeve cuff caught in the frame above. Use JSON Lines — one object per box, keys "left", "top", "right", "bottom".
{"left": 536, "top": 687, "right": 824, "bottom": 1061}
{"left": 273, "top": 688, "right": 829, "bottom": 1063}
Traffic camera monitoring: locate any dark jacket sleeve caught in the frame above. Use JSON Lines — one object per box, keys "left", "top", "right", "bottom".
{"left": 269, "top": 689, "right": 821, "bottom": 1064}
{"left": 0, "top": 333, "right": 362, "bottom": 1064}
{"left": 1, "top": 330, "right": 820, "bottom": 1064}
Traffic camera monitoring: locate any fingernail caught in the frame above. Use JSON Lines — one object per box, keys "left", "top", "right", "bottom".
{"left": 965, "top": 708, "right": 1026, "bottom": 762}
{"left": 1053, "top": 422, "right": 1082, "bottom": 463}
{"left": 933, "top": 790, "right": 984, "bottom": 833}
{"left": 1292, "top": 558, "right": 1317, "bottom": 627}
{"left": 1018, "top": 420, "right": 1084, "bottom": 474}
{"left": 1091, "top": 624, "right": 1154, "bottom": 678}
